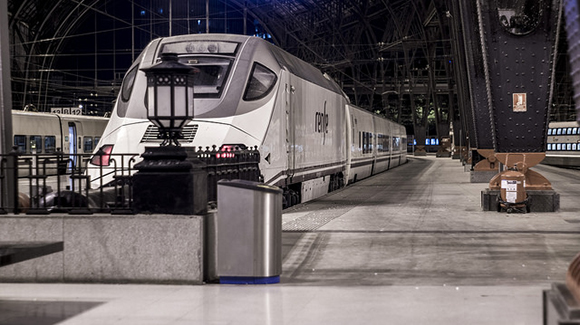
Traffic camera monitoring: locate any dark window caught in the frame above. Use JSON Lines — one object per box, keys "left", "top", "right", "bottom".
{"left": 393, "top": 137, "right": 401, "bottom": 151}
{"left": 84, "top": 137, "right": 94, "bottom": 152}
{"left": 121, "top": 65, "right": 138, "bottom": 102}
{"left": 45, "top": 136, "right": 56, "bottom": 153}
{"left": 29, "top": 135, "right": 42, "bottom": 153}
{"left": 377, "top": 134, "right": 390, "bottom": 152}
{"left": 362, "top": 132, "right": 373, "bottom": 154}
{"left": 14, "top": 135, "right": 26, "bottom": 153}
{"left": 178, "top": 56, "right": 233, "bottom": 98}
{"left": 243, "top": 63, "right": 278, "bottom": 101}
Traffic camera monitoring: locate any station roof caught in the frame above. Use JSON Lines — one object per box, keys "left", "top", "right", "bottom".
{"left": 6, "top": 0, "right": 576, "bottom": 127}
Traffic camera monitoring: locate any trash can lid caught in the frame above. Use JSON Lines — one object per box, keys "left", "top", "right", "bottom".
{"left": 217, "top": 179, "right": 282, "bottom": 194}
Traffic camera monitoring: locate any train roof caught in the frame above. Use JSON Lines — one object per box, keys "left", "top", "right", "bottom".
{"left": 12, "top": 110, "right": 109, "bottom": 121}
{"left": 152, "top": 34, "right": 346, "bottom": 96}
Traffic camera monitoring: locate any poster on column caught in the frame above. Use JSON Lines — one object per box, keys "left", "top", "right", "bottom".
{"left": 513, "top": 93, "right": 527, "bottom": 112}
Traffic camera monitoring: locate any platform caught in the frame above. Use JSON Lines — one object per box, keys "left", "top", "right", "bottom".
{"left": 1, "top": 156, "right": 580, "bottom": 324}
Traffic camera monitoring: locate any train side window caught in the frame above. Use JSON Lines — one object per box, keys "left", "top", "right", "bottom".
{"left": 94, "top": 136, "right": 101, "bottom": 147}
{"left": 14, "top": 135, "right": 26, "bottom": 153}
{"left": 84, "top": 137, "right": 94, "bottom": 152}
{"left": 573, "top": 128, "right": 578, "bottom": 135}
{"left": 573, "top": 143, "right": 578, "bottom": 151}
{"left": 547, "top": 128, "right": 552, "bottom": 135}
{"left": 567, "top": 143, "right": 572, "bottom": 151}
{"left": 45, "top": 136, "right": 56, "bottom": 153}
{"left": 393, "top": 137, "right": 401, "bottom": 151}
{"left": 29, "top": 135, "right": 42, "bottom": 153}
{"left": 243, "top": 63, "right": 278, "bottom": 101}
{"left": 557, "top": 128, "right": 562, "bottom": 135}
{"left": 121, "top": 65, "right": 138, "bottom": 102}
{"left": 567, "top": 128, "right": 573, "bottom": 135}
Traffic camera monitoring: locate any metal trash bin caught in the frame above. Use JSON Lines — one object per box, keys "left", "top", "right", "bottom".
{"left": 217, "top": 179, "right": 282, "bottom": 284}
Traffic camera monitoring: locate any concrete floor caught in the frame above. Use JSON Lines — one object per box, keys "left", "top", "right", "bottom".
{"left": 1, "top": 155, "right": 579, "bottom": 324}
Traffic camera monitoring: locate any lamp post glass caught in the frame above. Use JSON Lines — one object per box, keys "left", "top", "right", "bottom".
{"left": 141, "top": 52, "right": 196, "bottom": 146}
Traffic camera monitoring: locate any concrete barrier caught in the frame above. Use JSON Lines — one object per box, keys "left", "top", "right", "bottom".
{"left": 0, "top": 213, "right": 206, "bottom": 284}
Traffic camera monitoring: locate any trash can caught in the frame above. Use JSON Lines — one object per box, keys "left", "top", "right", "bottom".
{"left": 217, "top": 179, "right": 282, "bottom": 284}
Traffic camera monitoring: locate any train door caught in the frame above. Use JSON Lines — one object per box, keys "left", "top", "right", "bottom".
{"left": 287, "top": 75, "right": 298, "bottom": 180}
{"left": 344, "top": 106, "right": 352, "bottom": 183}
{"left": 370, "top": 116, "right": 376, "bottom": 175}
{"left": 68, "top": 122, "right": 78, "bottom": 170}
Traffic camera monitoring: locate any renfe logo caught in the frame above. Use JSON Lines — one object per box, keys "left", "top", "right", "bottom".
{"left": 315, "top": 112, "right": 328, "bottom": 133}
{"left": 315, "top": 101, "right": 329, "bottom": 134}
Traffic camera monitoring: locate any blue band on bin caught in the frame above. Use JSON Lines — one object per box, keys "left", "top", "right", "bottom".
{"left": 220, "top": 276, "right": 280, "bottom": 285}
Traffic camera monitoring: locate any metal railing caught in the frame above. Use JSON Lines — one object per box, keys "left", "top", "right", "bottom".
{"left": 0, "top": 145, "right": 261, "bottom": 214}
{"left": 189, "top": 145, "right": 261, "bottom": 203}
{"left": 0, "top": 147, "right": 138, "bottom": 214}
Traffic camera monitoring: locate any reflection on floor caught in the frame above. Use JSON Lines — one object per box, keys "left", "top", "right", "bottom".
{"left": 0, "top": 300, "right": 103, "bottom": 325}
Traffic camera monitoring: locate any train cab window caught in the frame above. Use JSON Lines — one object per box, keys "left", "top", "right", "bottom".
{"left": 243, "top": 63, "right": 278, "bottom": 101}
{"left": 84, "top": 137, "right": 94, "bottom": 152}
{"left": 121, "top": 65, "right": 138, "bottom": 102}
{"left": 181, "top": 57, "right": 233, "bottom": 98}
{"left": 14, "top": 135, "right": 26, "bottom": 153}
{"left": 45, "top": 136, "right": 56, "bottom": 153}
{"left": 29, "top": 136, "right": 42, "bottom": 153}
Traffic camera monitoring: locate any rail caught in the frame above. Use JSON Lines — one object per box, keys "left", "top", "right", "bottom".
{"left": 0, "top": 145, "right": 260, "bottom": 214}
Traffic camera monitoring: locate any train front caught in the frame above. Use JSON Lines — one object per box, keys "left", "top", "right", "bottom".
{"left": 88, "top": 34, "right": 280, "bottom": 187}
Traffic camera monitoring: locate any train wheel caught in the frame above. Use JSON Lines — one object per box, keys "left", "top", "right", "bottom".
{"left": 290, "top": 190, "right": 299, "bottom": 206}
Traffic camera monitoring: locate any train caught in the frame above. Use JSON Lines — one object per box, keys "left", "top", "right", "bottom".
{"left": 88, "top": 34, "right": 407, "bottom": 206}
{"left": 543, "top": 121, "right": 580, "bottom": 168}
{"left": 12, "top": 110, "right": 108, "bottom": 156}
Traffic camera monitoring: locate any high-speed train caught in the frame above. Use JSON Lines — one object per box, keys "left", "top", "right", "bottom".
{"left": 89, "top": 34, "right": 407, "bottom": 205}
{"left": 543, "top": 121, "right": 580, "bottom": 168}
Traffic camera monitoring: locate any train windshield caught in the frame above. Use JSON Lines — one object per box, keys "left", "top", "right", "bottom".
{"left": 178, "top": 56, "right": 233, "bottom": 98}
{"left": 496, "top": 0, "right": 542, "bottom": 35}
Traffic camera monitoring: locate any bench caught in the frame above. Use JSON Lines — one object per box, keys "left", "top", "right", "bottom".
{"left": 0, "top": 241, "right": 63, "bottom": 267}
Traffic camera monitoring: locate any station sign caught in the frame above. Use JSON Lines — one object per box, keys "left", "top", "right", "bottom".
{"left": 51, "top": 107, "right": 82, "bottom": 115}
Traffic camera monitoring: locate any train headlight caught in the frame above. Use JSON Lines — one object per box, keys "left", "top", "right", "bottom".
{"left": 140, "top": 52, "right": 198, "bottom": 146}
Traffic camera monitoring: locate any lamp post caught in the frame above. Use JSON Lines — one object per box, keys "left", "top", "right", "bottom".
{"left": 132, "top": 52, "right": 207, "bottom": 215}
{"left": 143, "top": 52, "right": 195, "bottom": 146}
